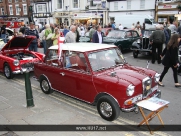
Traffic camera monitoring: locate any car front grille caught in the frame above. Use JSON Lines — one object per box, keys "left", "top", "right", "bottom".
{"left": 21, "top": 63, "right": 34, "bottom": 69}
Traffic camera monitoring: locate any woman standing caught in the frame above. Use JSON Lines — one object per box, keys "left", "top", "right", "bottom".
{"left": 51, "top": 28, "right": 60, "bottom": 45}
{"left": 159, "top": 34, "right": 181, "bottom": 87}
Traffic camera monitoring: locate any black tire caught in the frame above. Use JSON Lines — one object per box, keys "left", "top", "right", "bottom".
{"left": 3, "top": 63, "right": 14, "bottom": 79}
{"left": 133, "top": 51, "right": 138, "bottom": 58}
{"left": 40, "top": 76, "right": 54, "bottom": 94}
{"left": 97, "top": 95, "right": 120, "bottom": 121}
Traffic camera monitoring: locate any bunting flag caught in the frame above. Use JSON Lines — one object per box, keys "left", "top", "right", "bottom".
{"left": 58, "top": 37, "right": 65, "bottom": 61}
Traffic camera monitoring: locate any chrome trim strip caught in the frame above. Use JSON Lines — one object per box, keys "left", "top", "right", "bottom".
{"left": 12, "top": 68, "right": 33, "bottom": 74}
{"left": 121, "top": 106, "right": 136, "bottom": 112}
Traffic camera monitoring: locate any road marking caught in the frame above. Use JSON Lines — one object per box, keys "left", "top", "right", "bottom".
{"left": 0, "top": 75, "right": 172, "bottom": 136}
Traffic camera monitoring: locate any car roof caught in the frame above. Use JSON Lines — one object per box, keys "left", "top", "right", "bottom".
{"left": 49, "top": 43, "right": 116, "bottom": 52}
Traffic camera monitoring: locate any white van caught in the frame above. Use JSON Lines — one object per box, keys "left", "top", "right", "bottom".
{"left": 112, "top": 15, "right": 158, "bottom": 29}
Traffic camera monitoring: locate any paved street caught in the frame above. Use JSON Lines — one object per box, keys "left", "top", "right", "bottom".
{"left": 0, "top": 48, "right": 181, "bottom": 136}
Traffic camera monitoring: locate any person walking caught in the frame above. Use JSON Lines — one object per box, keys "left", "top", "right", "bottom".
{"left": 45, "top": 24, "right": 53, "bottom": 50}
{"left": 158, "top": 34, "right": 181, "bottom": 87}
{"left": 65, "top": 25, "right": 76, "bottom": 43}
{"left": 92, "top": 25, "right": 104, "bottom": 43}
{"left": 51, "top": 28, "right": 60, "bottom": 46}
{"left": 89, "top": 25, "right": 96, "bottom": 42}
{"left": 149, "top": 24, "right": 166, "bottom": 64}
{"left": 75, "top": 24, "right": 80, "bottom": 42}
{"left": 119, "top": 24, "right": 123, "bottom": 30}
{"left": 135, "top": 25, "right": 142, "bottom": 36}
{"left": 39, "top": 28, "right": 46, "bottom": 54}
{"left": 112, "top": 22, "right": 116, "bottom": 30}
{"left": 25, "top": 22, "right": 39, "bottom": 52}
{"left": 1, "top": 25, "right": 7, "bottom": 43}
{"left": 63, "top": 25, "right": 69, "bottom": 37}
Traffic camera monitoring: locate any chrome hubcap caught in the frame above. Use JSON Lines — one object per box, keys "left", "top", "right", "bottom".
{"left": 100, "top": 102, "right": 112, "bottom": 117}
{"left": 4, "top": 66, "right": 10, "bottom": 77}
{"left": 42, "top": 80, "right": 49, "bottom": 92}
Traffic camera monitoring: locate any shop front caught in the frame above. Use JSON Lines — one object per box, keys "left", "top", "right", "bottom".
{"left": 156, "top": 3, "right": 179, "bottom": 23}
{"left": 72, "top": 12, "right": 103, "bottom": 25}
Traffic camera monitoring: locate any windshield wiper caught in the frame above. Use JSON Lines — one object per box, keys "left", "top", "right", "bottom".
{"left": 96, "top": 67, "right": 106, "bottom": 71}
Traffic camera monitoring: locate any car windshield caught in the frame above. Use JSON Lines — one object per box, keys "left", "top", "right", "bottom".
{"left": 107, "top": 31, "right": 124, "bottom": 38}
{"left": 88, "top": 48, "right": 126, "bottom": 72}
{"left": 144, "top": 30, "right": 154, "bottom": 37}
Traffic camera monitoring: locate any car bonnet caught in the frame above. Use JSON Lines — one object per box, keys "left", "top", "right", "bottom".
{"left": 1, "top": 36, "right": 36, "bottom": 51}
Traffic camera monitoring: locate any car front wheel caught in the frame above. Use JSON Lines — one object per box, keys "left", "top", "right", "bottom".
{"left": 40, "top": 76, "right": 54, "bottom": 94}
{"left": 97, "top": 95, "right": 120, "bottom": 121}
{"left": 4, "top": 63, "right": 14, "bottom": 79}
{"left": 133, "top": 51, "right": 138, "bottom": 58}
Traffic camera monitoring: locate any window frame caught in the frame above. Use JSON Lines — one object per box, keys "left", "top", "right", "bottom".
{"left": 140, "top": 0, "right": 145, "bottom": 9}
{"left": 57, "top": 0, "right": 63, "bottom": 9}
{"left": 127, "top": 0, "right": 131, "bottom": 10}
{"left": 114, "top": 1, "right": 118, "bottom": 10}
{"left": 9, "top": 5, "right": 13, "bottom": 15}
{"left": 72, "top": 0, "right": 79, "bottom": 9}
{"left": 8, "top": 0, "right": 12, "bottom": 3}
{"left": 15, "top": 4, "right": 20, "bottom": 15}
{"left": 22, "top": 4, "right": 27, "bottom": 15}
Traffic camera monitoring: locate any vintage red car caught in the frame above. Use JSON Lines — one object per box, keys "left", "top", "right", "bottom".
{"left": 34, "top": 43, "right": 161, "bottom": 121}
{"left": 0, "top": 36, "right": 44, "bottom": 79}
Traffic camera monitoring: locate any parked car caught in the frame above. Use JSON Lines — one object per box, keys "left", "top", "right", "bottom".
{"left": 34, "top": 43, "right": 161, "bottom": 121}
{"left": 131, "top": 29, "right": 155, "bottom": 58}
{"left": 101, "top": 28, "right": 112, "bottom": 36}
{"left": 103, "top": 30, "right": 140, "bottom": 51}
{"left": 0, "top": 36, "right": 44, "bottom": 79}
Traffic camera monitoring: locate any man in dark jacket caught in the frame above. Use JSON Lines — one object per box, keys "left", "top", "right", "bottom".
{"left": 25, "top": 22, "right": 39, "bottom": 52}
{"left": 150, "top": 24, "right": 166, "bottom": 64}
{"left": 92, "top": 25, "right": 104, "bottom": 43}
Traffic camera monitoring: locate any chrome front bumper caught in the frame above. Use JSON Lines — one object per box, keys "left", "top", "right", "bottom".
{"left": 121, "top": 89, "right": 161, "bottom": 112}
{"left": 12, "top": 68, "right": 34, "bottom": 74}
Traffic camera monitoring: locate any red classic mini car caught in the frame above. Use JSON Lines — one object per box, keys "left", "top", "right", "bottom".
{"left": 34, "top": 43, "right": 161, "bottom": 121}
{"left": 0, "top": 36, "right": 44, "bottom": 79}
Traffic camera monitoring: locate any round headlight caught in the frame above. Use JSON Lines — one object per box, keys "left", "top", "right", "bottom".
{"left": 126, "top": 84, "right": 135, "bottom": 96}
{"left": 13, "top": 60, "right": 19, "bottom": 66}
{"left": 154, "top": 73, "right": 160, "bottom": 83}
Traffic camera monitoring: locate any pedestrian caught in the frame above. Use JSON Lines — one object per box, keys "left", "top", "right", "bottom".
{"left": 159, "top": 34, "right": 181, "bottom": 87}
{"left": 51, "top": 28, "right": 60, "bottom": 45}
{"left": 119, "top": 24, "right": 123, "bottom": 30}
{"left": 63, "top": 25, "right": 69, "bottom": 37}
{"left": 45, "top": 24, "right": 53, "bottom": 50}
{"left": 141, "top": 23, "right": 145, "bottom": 36}
{"left": 80, "top": 28, "right": 85, "bottom": 37}
{"left": 112, "top": 22, "right": 116, "bottom": 30}
{"left": 149, "top": 24, "right": 165, "bottom": 64}
{"left": 25, "top": 22, "right": 39, "bottom": 52}
{"left": 75, "top": 24, "right": 80, "bottom": 42}
{"left": 135, "top": 25, "right": 142, "bottom": 36}
{"left": 65, "top": 25, "right": 76, "bottom": 43}
{"left": 1, "top": 25, "right": 7, "bottom": 43}
{"left": 131, "top": 23, "right": 135, "bottom": 30}
{"left": 89, "top": 25, "right": 96, "bottom": 42}
{"left": 39, "top": 28, "right": 46, "bottom": 54}
{"left": 168, "top": 21, "right": 177, "bottom": 34}
{"left": 92, "top": 25, "right": 104, "bottom": 43}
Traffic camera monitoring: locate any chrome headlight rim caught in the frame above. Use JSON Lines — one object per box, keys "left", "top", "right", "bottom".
{"left": 154, "top": 73, "right": 160, "bottom": 83}
{"left": 126, "top": 84, "right": 135, "bottom": 96}
{"left": 142, "top": 77, "right": 152, "bottom": 91}
{"left": 13, "top": 60, "right": 19, "bottom": 66}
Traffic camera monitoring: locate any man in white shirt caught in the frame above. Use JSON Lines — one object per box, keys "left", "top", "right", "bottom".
{"left": 65, "top": 25, "right": 76, "bottom": 43}
{"left": 92, "top": 25, "right": 104, "bottom": 43}
{"left": 119, "top": 24, "right": 123, "bottom": 30}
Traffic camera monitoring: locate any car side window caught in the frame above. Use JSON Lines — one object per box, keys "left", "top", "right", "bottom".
{"left": 45, "top": 49, "right": 60, "bottom": 67}
{"left": 125, "top": 32, "right": 132, "bottom": 38}
{"left": 64, "top": 51, "right": 89, "bottom": 73}
{"left": 132, "top": 31, "right": 139, "bottom": 37}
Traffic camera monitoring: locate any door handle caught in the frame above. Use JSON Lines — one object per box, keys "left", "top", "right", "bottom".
{"left": 60, "top": 72, "right": 65, "bottom": 76}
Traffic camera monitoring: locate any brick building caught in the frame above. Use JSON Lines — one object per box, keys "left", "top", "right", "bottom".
{"left": 0, "top": 0, "right": 31, "bottom": 24}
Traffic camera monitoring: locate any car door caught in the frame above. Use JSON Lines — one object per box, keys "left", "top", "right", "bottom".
{"left": 59, "top": 51, "right": 96, "bottom": 102}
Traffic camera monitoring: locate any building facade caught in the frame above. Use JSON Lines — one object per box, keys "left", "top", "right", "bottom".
{"left": 52, "top": 0, "right": 109, "bottom": 26}
{"left": 32, "top": 0, "right": 53, "bottom": 26}
{"left": 0, "top": 0, "right": 30, "bottom": 24}
{"left": 108, "top": 0, "right": 155, "bottom": 23}
{"left": 155, "top": 0, "right": 180, "bottom": 23}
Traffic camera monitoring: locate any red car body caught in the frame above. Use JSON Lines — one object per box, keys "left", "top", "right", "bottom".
{"left": 0, "top": 36, "right": 44, "bottom": 79}
{"left": 34, "top": 43, "right": 161, "bottom": 121}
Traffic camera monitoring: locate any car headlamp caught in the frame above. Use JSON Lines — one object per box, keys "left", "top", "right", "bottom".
{"left": 126, "top": 84, "right": 135, "bottom": 96}
{"left": 13, "top": 60, "right": 19, "bottom": 66}
{"left": 154, "top": 73, "right": 160, "bottom": 83}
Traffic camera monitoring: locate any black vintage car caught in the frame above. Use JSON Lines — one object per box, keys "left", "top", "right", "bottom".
{"left": 103, "top": 30, "right": 140, "bottom": 52}
{"left": 131, "top": 28, "right": 156, "bottom": 58}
